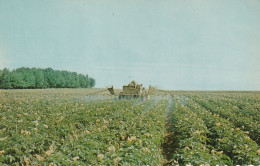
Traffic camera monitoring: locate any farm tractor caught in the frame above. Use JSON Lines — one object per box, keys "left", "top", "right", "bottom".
{"left": 108, "top": 80, "right": 155, "bottom": 100}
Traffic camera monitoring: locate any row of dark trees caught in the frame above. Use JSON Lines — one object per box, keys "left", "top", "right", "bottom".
{"left": 0, "top": 67, "right": 95, "bottom": 89}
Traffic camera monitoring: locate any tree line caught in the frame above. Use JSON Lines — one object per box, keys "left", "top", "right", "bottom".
{"left": 0, "top": 67, "right": 95, "bottom": 89}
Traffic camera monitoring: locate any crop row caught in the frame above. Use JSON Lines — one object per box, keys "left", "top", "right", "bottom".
{"left": 169, "top": 97, "right": 231, "bottom": 165}
{"left": 0, "top": 90, "right": 169, "bottom": 165}
{"left": 221, "top": 92, "right": 260, "bottom": 112}
{"left": 189, "top": 95, "right": 260, "bottom": 144}
{"left": 184, "top": 97, "right": 259, "bottom": 165}
{"left": 199, "top": 94, "right": 260, "bottom": 121}
{"left": 1, "top": 90, "right": 259, "bottom": 165}
{"left": 208, "top": 96, "right": 260, "bottom": 124}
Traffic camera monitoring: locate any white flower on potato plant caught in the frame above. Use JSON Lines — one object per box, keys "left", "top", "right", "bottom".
{"left": 35, "top": 154, "right": 45, "bottom": 161}
{"left": 211, "top": 149, "right": 216, "bottom": 154}
{"left": 72, "top": 156, "right": 79, "bottom": 162}
{"left": 103, "top": 119, "right": 109, "bottom": 124}
{"left": 114, "top": 157, "right": 121, "bottom": 165}
{"left": 102, "top": 125, "right": 108, "bottom": 130}
{"left": 107, "top": 145, "right": 116, "bottom": 153}
{"left": 218, "top": 151, "right": 223, "bottom": 155}
{"left": 244, "top": 136, "right": 250, "bottom": 140}
{"left": 120, "top": 134, "right": 126, "bottom": 140}
{"left": 0, "top": 137, "right": 8, "bottom": 141}
{"left": 72, "top": 130, "right": 78, "bottom": 139}
{"left": 201, "top": 164, "right": 210, "bottom": 166}
{"left": 21, "top": 130, "right": 31, "bottom": 136}
{"left": 138, "top": 140, "right": 143, "bottom": 145}
{"left": 215, "top": 122, "right": 221, "bottom": 127}
{"left": 33, "top": 120, "right": 39, "bottom": 126}
{"left": 144, "top": 133, "right": 152, "bottom": 137}
{"left": 127, "top": 136, "right": 136, "bottom": 142}
{"left": 43, "top": 124, "right": 48, "bottom": 128}
{"left": 96, "top": 128, "right": 101, "bottom": 132}
{"left": 142, "top": 148, "right": 150, "bottom": 154}
{"left": 173, "top": 160, "right": 179, "bottom": 164}
{"left": 84, "top": 129, "right": 91, "bottom": 134}
{"left": 97, "top": 154, "right": 104, "bottom": 160}
{"left": 48, "top": 163, "right": 57, "bottom": 166}
{"left": 193, "top": 130, "right": 201, "bottom": 135}
{"left": 45, "top": 146, "right": 55, "bottom": 156}
{"left": 24, "top": 157, "right": 30, "bottom": 166}
{"left": 0, "top": 149, "right": 4, "bottom": 154}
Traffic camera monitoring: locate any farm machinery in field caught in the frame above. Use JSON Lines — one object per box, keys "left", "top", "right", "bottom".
{"left": 108, "top": 80, "right": 155, "bottom": 100}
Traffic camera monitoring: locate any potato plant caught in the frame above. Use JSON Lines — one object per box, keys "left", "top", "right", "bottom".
{"left": 185, "top": 97, "right": 259, "bottom": 164}
{"left": 170, "top": 99, "right": 232, "bottom": 165}
{"left": 207, "top": 95, "right": 260, "bottom": 121}
{"left": 0, "top": 90, "right": 169, "bottom": 165}
{"left": 0, "top": 89, "right": 259, "bottom": 165}
{"left": 191, "top": 95, "right": 260, "bottom": 144}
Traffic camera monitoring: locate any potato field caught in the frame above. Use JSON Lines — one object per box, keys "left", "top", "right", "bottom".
{"left": 0, "top": 89, "right": 259, "bottom": 165}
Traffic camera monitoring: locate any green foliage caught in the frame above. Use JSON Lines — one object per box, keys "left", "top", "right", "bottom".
{"left": 184, "top": 95, "right": 260, "bottom": 165}
{"left": 199, "top": 96, "right": 260, "bottom": 144}
{"left": 0, "top": 67, "right": 95, "bottom": 89}
{"left": 32, "top": 68, "right": 45, "bottom": 88}
{"left": 0, "top": 68, "right": 12, "bottom": 89}
{"left": 170, "top": 100, "right": 232, "bottom": 165}
{"left": 0, "top": 90, "right": 259, "bottom": 165}
{"left": 0, "top": 90, "right": 168, "bottom": 165}
{"left": 89, "top": 77, "right": 96, "bottom": 88}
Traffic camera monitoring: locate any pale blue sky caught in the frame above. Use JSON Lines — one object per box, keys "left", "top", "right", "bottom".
{"left": 0, "top": 0, "right": 260, "bottom": 90}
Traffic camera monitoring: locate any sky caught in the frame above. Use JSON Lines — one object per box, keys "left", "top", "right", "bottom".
{"left": 0, "top": 0, "right": 260, "bottom": 90}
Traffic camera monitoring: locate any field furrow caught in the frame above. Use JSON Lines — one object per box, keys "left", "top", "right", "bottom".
{"left": 190, "top": 95, "right": 260, "bottom": 144}
{"left": 168, "top": 97, "right": 231, "bottom": 165}
{"left": 184, "top": 98, "right": 259, "bottom": 165}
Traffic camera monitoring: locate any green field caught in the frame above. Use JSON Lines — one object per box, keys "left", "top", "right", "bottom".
{"left": 0, "top": 89, "right": 259, "bottom": 165}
